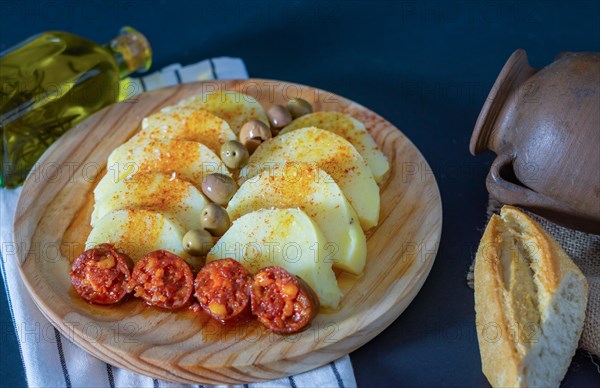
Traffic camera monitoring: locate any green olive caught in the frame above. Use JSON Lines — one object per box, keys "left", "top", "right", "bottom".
{"left": 201, "top": 203, "right": 231, "bottom": 236}
{"left": 220, "top": 140, "right": 249, "bottom": 169}
{"left": 286, "top": 98, "right": 313, "bottom": 119}
{"left": 182, "top": 229, "right": 214, "bottom": 256}
{"left": 267, "top": 104, "right": 292, "bottom": 129}
{"left": 201, "top": 173, "right": 237, "bottom": 206}
{"left": 239, "top": 119, "right": 271, "bottom": 153}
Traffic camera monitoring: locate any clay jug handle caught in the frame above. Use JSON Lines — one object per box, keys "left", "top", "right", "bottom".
{"left": 486, "top": 153, "right": 572, "bottom": 213}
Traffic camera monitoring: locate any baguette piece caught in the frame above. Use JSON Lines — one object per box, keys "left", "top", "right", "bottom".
{"left": 474, "top": 206, "right": 588, "bottom": 388}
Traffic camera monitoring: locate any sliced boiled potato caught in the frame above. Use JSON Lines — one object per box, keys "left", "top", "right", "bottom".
{"left": 91, "top": 172, "right": 208, "bottom": 231}
{"left": 228, "top": 163, "right": 366, "bottom": 274}
{"left": 280, "top": 112, "right": 389, "bottom": 183}
{"left": 239, "top": 127, "right": 379, "bottom": 230}
{"left": 94, "top": 137, "right": 230, "bottom": 200}
{"left": 140, "top": 107, "right": 236, "bottom": 155}
{"left": 86, "top": 209, "right": 200, "bottom": 267}
{"left": 175, "top": 91, "right": 269, "bottom": 135}
{"left": 207, "top": 208, "right": 341, "bottom": 308}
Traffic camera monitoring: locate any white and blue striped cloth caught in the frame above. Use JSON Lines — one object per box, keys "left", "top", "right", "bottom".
{"left": 0, "top": 57, "right": 356, "bottom": 388}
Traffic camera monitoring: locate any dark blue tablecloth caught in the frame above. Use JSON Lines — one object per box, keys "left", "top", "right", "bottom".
{"left": 1, "top": 1, "right": 599, "bottom": 386}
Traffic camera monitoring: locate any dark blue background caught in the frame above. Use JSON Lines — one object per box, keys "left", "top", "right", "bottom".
{"left": 1, "top": 1, "right": 599, "bottom": 386}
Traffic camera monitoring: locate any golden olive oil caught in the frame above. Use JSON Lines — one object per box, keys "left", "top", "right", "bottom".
{"left": 0, "top": 27, "right": 151, "bottom": 187}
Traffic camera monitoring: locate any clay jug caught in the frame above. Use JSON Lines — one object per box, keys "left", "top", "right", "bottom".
{"left": 470, "top": 49, "right": 600, "bottom": 234}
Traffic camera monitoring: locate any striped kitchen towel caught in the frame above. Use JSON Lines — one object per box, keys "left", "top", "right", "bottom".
{"left": 0, "top": 57, "right": 356, "bottom": 388}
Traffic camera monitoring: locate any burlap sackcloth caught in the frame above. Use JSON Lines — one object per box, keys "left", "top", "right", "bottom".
{"left": 466, "top": 197, "right": 600, "bottom": 357}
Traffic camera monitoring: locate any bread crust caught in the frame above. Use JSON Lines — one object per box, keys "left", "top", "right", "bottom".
{"left": 474, "top": 206, "right": 588, "bottom": 388}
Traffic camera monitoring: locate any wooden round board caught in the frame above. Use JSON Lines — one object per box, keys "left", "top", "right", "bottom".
{"left": 13, "top": 79, "right": 442, "bottom": 385}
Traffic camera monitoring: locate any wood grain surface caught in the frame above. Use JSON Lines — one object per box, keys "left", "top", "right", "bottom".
{"left": 13, "top": 79, "right": 442, "bottom": 385}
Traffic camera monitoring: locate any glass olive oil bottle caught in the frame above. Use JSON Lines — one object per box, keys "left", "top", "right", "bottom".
{"left": 0, "top": 27, "right": 151, "bottom": 187}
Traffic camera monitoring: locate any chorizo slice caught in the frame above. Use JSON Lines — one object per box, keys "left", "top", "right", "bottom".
{"left": 129, "top": 250, "right": 193, "bottom": 309}
{"left": 70, "top": 243, "right": 133, "bottom": 304}
{"left": 194, "top": 258, "right": 251, "bottom": 322}
{"left": 250, "top": 266, "right": 320, "bottom": 334}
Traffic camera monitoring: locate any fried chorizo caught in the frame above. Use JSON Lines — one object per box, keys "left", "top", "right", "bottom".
{"left": 194, "top": 258, "right": 251, "bottom": 322}
{"left": 129, "top": 250, "right": 193, "bottom": 309}
{"left": 70, "top": 243, "right": 133, "bottom": 304}
{"left": 250, "top": 266, "right": 319, "bottom": 333}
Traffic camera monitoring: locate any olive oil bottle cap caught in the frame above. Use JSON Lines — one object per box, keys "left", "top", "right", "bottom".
{"left": 108, "top": 26, "right": 152, "bottom": 78}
